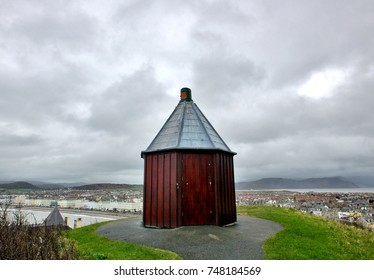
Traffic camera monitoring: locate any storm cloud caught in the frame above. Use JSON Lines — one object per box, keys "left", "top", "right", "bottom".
{"left": 1, "top": 0, "right": 373, "bottom": 183}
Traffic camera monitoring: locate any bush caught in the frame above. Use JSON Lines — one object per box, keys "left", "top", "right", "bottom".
{"left": 0, "top": 204, "right": 78, "bottom": 260}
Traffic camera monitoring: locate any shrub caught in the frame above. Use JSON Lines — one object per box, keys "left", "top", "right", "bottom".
{"left": 0, "top": 204, "right": 78, "bottom": 260}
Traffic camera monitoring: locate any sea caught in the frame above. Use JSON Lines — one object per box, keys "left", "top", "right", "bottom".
{"left": 239, "top": 187, "right": 374, "bottom": 193}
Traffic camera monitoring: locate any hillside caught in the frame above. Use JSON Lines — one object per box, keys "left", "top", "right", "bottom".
{"left": 33, "top": 183, "right": 66, "bottom": 189}
{"left": 236, "top": 177, "right": 359, "bottom": 190}
{"left": 73, "top": 183, "right": 142, "bottom": 191}
{"left": 66, "top": 206, "right": 374, "bottom": 260}
{"left": 0, "top": 181, "right": 39, "bottom": 190}
{"left": 0, "top": 181, "right": 143, "bottom": 191}
{"left": 238, "top": 206, "right": 374, "bottom": 260}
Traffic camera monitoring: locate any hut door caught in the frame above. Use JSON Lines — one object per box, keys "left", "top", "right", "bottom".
{"left": 179, "top": 153, "right": 215, "bottom": 225}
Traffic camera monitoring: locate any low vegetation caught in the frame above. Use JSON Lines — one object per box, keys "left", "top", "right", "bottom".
{"left": 2, "top": 203, "right": 373, "bottom": 260}
{"left": 238, "top": 205, "right": 374, "bottom": 260}
{"left": 65, "top": 222, "right": 181, "bottom": 260}
{"left": 67, "top": 206, "right": 374, "bottom": 260}
{"left": 0, "top": 207, "right": 77, "bottom": 260}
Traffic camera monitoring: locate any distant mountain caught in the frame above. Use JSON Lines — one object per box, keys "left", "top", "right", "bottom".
{"left": 0, "top": 180, "right": 89, "bottom": 189}
{"left": 33, "top": 183, "right": 66, "bottom": 189}
{"left": 29, "top": 181, "right": 86, "bottom": 188}
{"left": 235, "top": 177, "right": 359, "bottom": 190}
{"left": 0, "top": 181, "right": 39, "bottom": 190}
{"left": 58, "top": 182, "right": 87, "bottom": 188}
{"left": 0, "top": 180, "right": 143, "bottom": 191}
{"left": 73, "top": 183, "right": 142, "bottom": 191}
{"left": 346, "top": 176, "right": 374, "bottom": 187}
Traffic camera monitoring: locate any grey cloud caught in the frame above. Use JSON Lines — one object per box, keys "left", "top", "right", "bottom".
{"left": 0, "top": 63, "right": 94, "bottom": 125}
{"left": 1, "top": 0, "right": 374, "bottom": 183}
{"left": 1, "top": 0, "right": 99, "bottom": 51}
{"left": 0, "top": 134, "right": 43, "bottom": 147}
{"left": 223, "top": 63, "right": 374, "bottom": 145}
{"left": 10, "top": 15, "right": 97, "bottom": 50}
{"left": 192, "top": 54, "right": 265, "bottom": 106}
{"left": 87, "top": 67, "right": 173, "bottom": 137}
{"left": 248, "top": 0, "right": 374, "bottom": 88}
{"left": 192, "top": 0, "right": 255, "bottom": 35}
{"left": 235, "top": 135, "right": 374, "bottom": 181}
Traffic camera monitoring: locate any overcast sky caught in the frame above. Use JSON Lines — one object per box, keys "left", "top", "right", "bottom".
{"left": 1, "top": 0, "right": 374, "bottom": 184}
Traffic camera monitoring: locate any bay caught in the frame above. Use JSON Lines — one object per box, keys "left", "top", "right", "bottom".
{"left": 6, "top": 207, "right": 125, "bottom": 228}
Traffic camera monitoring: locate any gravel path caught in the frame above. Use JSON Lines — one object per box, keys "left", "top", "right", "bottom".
{"left": 96, "top": 215, "right": 283, "bottom": 260}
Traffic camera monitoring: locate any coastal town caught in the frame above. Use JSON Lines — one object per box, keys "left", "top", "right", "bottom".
{"left": 1, "top": 186, "right": 374, "bottom": 231}
{"left": 0, "top": 187, "right": 143, "bottom": 214}
{"left": 236, "top": 190, "right": 374, "bottom": 231}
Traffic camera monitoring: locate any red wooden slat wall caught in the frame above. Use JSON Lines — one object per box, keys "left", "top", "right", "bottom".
{"left": 143, "top": 150, "right": 236, "bottom": 228}
{"left": 214, "top": 153, "right": 237, "bottom": 226}
{"left": 180, "top": 153, "right": 215, "bottom": 225}
{"left": 143, "top": 152, "right": 178, "bottom": 228}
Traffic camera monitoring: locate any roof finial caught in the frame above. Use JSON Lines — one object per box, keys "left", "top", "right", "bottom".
{"left": 180, "top": 87, "right": 192, "bottom": 101}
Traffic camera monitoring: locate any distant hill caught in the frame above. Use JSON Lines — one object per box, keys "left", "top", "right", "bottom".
{"left": 33, "top": 183, "right": 66, "bottom": 189}
{"left": 0, "top": 180, "right": 81, "bottom": 190}
{"left": 73, "top": 183, "right": 143, "bottom": 191}
{"left": 58, "top": 182, "right": 87, "bottom": 188}
{"left": 235, "top": 177, "right": 359, "bottom": 190}
{"left": 0, "top": 181, "right": 39, "bottom": 190}
{"left": 0, "top": 180, "right": 143, "bottom": 191}
{"left": 30, "top": 181, "right": 86, "bottom": 189}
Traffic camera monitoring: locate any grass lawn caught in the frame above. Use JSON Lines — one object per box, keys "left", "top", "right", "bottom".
{"left": 238, "top": 205, "right": 374, "bottom": 260}
{"left": 65, "top": 207, "right": 374, "bottom": 260}
{"left": 65, "top": 221, "right": 181, "bottom": 260}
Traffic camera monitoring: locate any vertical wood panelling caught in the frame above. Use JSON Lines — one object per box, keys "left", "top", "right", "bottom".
{"left": 143, "top": 151, "right": 179, "bottom": 228}
{"left": 157, "top": 154, "right": 164, "bottom": 226}
{"left": 180, "top": 153, "right": 216, "bottom": 226}
{"left": 229, "top": 155, "right": 235, "bottom": 222}
{"left": 150, "top": 154, "right": 158, "bottom": 226}
{"left": 170, "top": 152, "right": 178, "bottom": 228}
{"left": 177, "top": 152, "right": 183, "bottom": 227}
{"left": 211, "top": 153, "right": 237, "bottom": 226}
{"left": 223, "top": 154, "right": 229, "bottom": 224}
{"left": 227, "top": 155, "right": 236, "bottom": 224}
{"left": 214, "top": 153, "right": 221, "bottom": 226}
{"left": 144, "top": 156, "right": 153, "bottom": 226}
{"left": 163, "top": 153, "right": 171, "bottom": 228}
{"left": 225, "top": 155, "right": 231, "bottom": 224}
{"left": 208, "top": 155, "right": 215, "bottom": 224}
{"left": 223, "top": 154, "right": 233, "bottom": 225}
{"left": 143, "top": 156, "right": 148, "bottom": 225}
{"left": 220, "top": 153, "right": 226, "bottom": 225}
{"left": 222, "top": 154, "right": 227, "bottom": 225}
{"left": 143, "top": 150, "right": 236, "bottom": 228}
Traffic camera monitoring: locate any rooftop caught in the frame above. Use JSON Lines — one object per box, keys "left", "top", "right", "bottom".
{"left": 44, "top": 206, "right": 66, "bottom": 226}
{"left": 142, "top": 88, "right": 235, "bottom": 155}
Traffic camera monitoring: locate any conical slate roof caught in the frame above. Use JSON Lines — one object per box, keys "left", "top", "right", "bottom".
{"left": 142, "top": 88, "right": 235, "bottom": 155}
{"left": 45, "top": 206, "right": 66, "bottom": 226}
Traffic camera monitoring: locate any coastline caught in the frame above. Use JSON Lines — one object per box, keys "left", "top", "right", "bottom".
{"left": 236, "top": 187, "right": 374, "bottom": 193}
{"left": 7, "top": 206, "right": 136, "bottom": 228}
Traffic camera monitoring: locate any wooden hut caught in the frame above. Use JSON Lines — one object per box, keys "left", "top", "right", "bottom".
{"left": 141, "top": 88, "right": 236, "bottom": 228}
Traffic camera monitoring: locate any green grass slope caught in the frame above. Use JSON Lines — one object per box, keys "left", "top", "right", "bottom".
{"left": 65, "top": 222, "right": 181, "bottom": 260}
{"left": 65, "top": 207, "right": 374, "bottom": 260}
{"left": 238, "top": 206, "right": 374, "bottom": 260}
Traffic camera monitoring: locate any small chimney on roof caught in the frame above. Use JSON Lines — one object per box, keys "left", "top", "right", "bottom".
{"left": 180, "top": 87, "right": 192, "bottom": 101}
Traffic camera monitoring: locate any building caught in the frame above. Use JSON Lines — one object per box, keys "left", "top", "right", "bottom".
{"left": 44, "top": 206, "right": 68, "bottom": 228}
{"left": 141, "top": 88, "right": 237, "bottom": 228}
